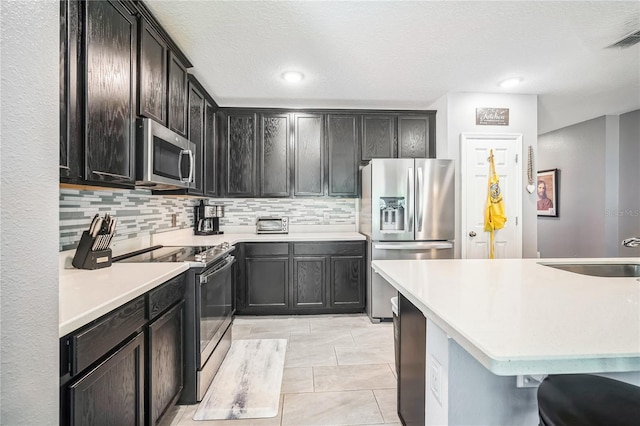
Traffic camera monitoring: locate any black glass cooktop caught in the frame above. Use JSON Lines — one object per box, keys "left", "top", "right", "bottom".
{"left": 114, "top": 244, "right": 233, "bottom": 267}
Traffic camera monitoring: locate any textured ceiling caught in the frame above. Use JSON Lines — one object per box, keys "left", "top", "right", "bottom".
{"left": 146, "top": 1, "right": 640, "bottom": 133}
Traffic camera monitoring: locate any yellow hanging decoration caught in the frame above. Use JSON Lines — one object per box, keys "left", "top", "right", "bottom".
{"left": 484, "top": 149, "right": 507, "bottom": 259}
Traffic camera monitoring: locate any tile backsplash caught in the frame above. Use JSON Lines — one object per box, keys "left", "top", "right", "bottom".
{"left": 60, "top": 188, "right": 356, "bottom": 251}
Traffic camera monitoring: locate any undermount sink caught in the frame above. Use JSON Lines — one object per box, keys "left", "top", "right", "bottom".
{"left": 541, "top": 263, "right": 640, "bottom": 278}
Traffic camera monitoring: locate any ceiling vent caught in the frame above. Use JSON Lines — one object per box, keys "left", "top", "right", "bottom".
{"left": 607, "top": 30, "right": 640, "bottom": 48}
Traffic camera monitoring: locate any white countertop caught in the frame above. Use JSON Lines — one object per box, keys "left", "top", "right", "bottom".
{"left": 151, "top": 230, "right": 365, "bottom": 246}
{"left": 372, "top": 258, "right": 640, "bottom": 376}
{"left": 60, "top": 230, "right": 365, "bottom": 337}
{"left": 59, "top": 263, "right": 189, "bottom": 337}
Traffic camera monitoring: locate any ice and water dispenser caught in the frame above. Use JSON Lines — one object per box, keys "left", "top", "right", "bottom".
{"left": 379, "top": 197, "right": 405, "bottom": 231}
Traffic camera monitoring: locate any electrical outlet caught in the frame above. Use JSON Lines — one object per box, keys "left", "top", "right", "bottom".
{"left": 323, "top": 213, "right": 330, "bottom": 221}
{"left": 171, "top": 213, "right": 177, "bottom": 228}
{"left": 429, "top": 357, "right": 442, "bottom": 405}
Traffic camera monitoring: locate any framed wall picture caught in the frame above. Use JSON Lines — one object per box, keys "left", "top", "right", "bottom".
{"left": 537, "top": 169, "right": 558, "bottom": 217}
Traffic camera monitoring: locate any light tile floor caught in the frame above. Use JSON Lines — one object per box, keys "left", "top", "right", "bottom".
{"left": 161, "top": 314, "right": 400, "bottom": 426}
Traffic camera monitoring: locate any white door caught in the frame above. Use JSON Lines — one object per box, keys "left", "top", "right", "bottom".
{"left": 461, "top": 133, "right": 523, "bottom": 259}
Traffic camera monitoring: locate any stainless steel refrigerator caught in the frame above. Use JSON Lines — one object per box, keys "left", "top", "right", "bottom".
{"left": 360, "top": 159, "right": 455, "bottom": 321}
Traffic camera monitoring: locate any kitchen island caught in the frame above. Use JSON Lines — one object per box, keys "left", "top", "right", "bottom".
{"left": 372, "top": 258, "right": 640, "bottom": 425}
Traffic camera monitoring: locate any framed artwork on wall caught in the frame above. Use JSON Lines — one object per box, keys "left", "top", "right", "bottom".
{"left": 537, "top": 169, "right": 558, "bottom": 217}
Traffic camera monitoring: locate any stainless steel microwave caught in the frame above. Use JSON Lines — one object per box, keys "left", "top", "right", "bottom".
{"left": 256, "top": 217, "right": 289, "bottom": 234}
{"left": 135, "top": 118, "right": 196, "bottom": 189}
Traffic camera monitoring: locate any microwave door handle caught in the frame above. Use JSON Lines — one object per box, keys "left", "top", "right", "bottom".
{"left": 178, "top": 149, "right": 195, "bottom": 183}
{"left": 186, "top": 149, "right": 194, "bottom": 183}
{"left": 178, "top": 150, "right": 186, "bottom": 182}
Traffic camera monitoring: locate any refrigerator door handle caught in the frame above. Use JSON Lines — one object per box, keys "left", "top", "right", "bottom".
{"left": 407, "top": 167, "right": 414, "bottom": 232}
{"left": 374, "top": 242, "right": 454, "bottom": 250}
{"left": 417, "top": 167, "right": 424, "bottom": 232}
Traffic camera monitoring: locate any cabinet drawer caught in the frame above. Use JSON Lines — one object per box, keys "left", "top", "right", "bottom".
{"left": 71, "top": 296, "right": 146, "bottom": 375}
{"left": 245, "top": 242, "right": 290, "bottom": 257}
{"left": 147, "top": 273, "right": 186, "bottom": 320}
{"left": 294, "top": 241, "right": 364, "bottom": 256}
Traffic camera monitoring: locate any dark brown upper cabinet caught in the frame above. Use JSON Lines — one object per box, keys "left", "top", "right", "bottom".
{"left": 138, "top": 18, "right": 167, "bottom": 125}
{"left": 361, "top": 113, "right": 436, "bottom": 161}
{"left": 327, "top": 114, "right": 359, "bottom": 197}
{"left": 60, "top": 0, "right": 82, "bottom": 182}
{"left": 259, "top": 113, "right": 291, "bottom": 197}
{"left": 294, "top": 113, "right": 325, "bottom": 197}
{"left": 136, "top": 1, "right": 192, "bottom": 138}
{"left": 83, "top": 0, "right": 137, "bottom": 187}
{"left": 398, "top": 115, "right": 435, "bottom": 158}
{"left": 362, "top": 115, "right": 396, "bottom": 161}
{"left": 203, "top": 100, "right": 218, "bottom": 197}
{"left": 167, "top": 53, "right": 188, "bottom": 138}
{"left": 187, "top": 76, "right": 205, "bottom": 195}
{"left": 223, "top": 111, "right": 257, "bottom": 197}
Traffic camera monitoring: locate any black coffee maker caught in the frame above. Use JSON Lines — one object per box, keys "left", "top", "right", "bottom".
{"left": 194, "top": 200, "right": 224, "bottom": 235}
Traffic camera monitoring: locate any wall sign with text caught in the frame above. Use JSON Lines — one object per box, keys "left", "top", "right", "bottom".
{"left": 476, "top": 108, "right": 510, "bottom": 126}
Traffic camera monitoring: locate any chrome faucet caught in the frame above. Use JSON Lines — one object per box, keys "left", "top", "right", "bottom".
{"left": 622, "top": 237, "right": 640, "bottom": 247}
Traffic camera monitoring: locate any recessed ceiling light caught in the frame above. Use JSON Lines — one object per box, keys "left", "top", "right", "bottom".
{"left": 282, "top": 71, "right": 304, "bottom": 83}
{"left": 499, "top": 77, "right": 522, "bottom": 88}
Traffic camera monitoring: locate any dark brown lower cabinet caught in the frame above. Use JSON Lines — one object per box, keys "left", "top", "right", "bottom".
{"left": 245, "top": 257, "right": 290, "bottom": 312}
{"left": 238, "top": 241, "right": 365, "bottom": 315}
{"left": 60, "top": 274, "right": 187, "bottom": 426}
{"left": 330, "top": 256, "right": 364, "bottom": 308}
{"left": 293, "top": 257, "right": 327, "bottom": 308}
{"left": 398, "top": 293, "right": 426, "bottom": 426}
{"left": 68, "top": 332, "right": 144, "bottom": 426}
{"left": 147, "top": 301, "right": 184, "bottom": 425}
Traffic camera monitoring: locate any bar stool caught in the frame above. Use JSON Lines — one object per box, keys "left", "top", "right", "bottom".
{"left": 537, "top": 374, "right": 640, "bottom": 426}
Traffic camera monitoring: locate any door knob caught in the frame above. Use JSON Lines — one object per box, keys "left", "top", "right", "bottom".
{"left": 469, "top": 231, "right": 476, "bottom": 237}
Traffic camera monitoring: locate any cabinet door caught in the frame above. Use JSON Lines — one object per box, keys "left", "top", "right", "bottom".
{"left": 138, "top": 18, "right": 167, "bottom": 125}
{"left": 293, "top": 257, "right": 326, "bottom": 308}
{"left": 294, "top": 113, "right": 325, "bottom": 196}
{"left": 398, "top": 115, "right": 434, "bottom": 158}
{"left": 187, "top": 80, "right": 204, "bottom": 195}
{"left": 362, "top": 115, "right": 395, "bottom": 161}
{"left": 398, "top": 294, "right": 426, "bottom": 426}
{"left": 84, "top": 0, "right": 137, "bottom": 186}
{"left": 60, "top": 0, "right": 83, "bottom": 182}
{"left": 327, "top": 114, "right": 359, "bottom": 196}
{"left": 147, "top": 301, "right": 184, "bottom": 426}
{"left": 245, "top": 257, "right": 288, "bottom": 310}
{"left": 259, "top": 113, "right": 291, "bottom": 197}
{"left": 67, "top": 332, "right": 144, "bottom": 426}
{"left": 203, "top": 100, "right": 218, "bottom": 197}
{"left": 167, "top": 53, "right": 188, "bottom": 137}
{"left": 225, "top": 112, "right": 256, "bottom": 197}
{"left": 330, "top": 256, "right": 364, "bottom": 308}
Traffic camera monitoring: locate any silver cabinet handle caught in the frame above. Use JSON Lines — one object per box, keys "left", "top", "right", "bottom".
{"left": 469, "top": 231, "right": 477, "bottom": 237}
{"left": 417, "top": 167, "right": 423, "bottom": 232}
{"left": 407, "top": 167, "right": 414, "bottom": 232}
{"left": 374, "top": 242, "right": 453, "bottom": 250}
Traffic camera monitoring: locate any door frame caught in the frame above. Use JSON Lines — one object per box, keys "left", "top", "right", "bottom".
{"left": 460, "top": 133, "right": 523, "bottom": 259}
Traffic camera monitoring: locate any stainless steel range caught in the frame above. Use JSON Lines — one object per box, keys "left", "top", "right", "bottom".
{"left": 114, "top": 243, "right": 236, "bottom": 403}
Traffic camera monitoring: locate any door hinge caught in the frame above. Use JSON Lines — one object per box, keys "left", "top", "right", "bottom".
{"left": 516, "top": 216, "right": 518, "bottom": 226}
{"left": 515, "top": 154, "right": 518, "bottom": 164}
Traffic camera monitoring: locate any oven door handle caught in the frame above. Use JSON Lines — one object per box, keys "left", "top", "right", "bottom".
{"left": 200, "top": 257, "right": 235, "bottom": 284}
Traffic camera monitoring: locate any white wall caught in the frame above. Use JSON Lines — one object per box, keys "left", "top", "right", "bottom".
{"left": 0, "top": 1, "right": 59, "bottom": 423}
{"left": 430, "top": 92, "right": 538, "bottom": 258}
{"left": 537, "top": 114, "right": 635, "bottom": 258}
{"left": 618, "top": 109, "right": 640, "bottom": 257}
